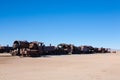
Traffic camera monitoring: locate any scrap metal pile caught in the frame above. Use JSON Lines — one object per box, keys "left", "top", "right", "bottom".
{"left": 9, "top": 40, "right": 111, "bottom": 57}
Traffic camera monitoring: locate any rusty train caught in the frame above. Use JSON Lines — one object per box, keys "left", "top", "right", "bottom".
{"left": 0, "top": 45, "right": 12, "bottom": 53}
{"left": 9, "top": 40, "right": 111, "bottom": 57}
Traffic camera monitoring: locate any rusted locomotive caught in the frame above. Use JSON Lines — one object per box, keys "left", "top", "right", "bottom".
{"left": 43, "top": 44, "right": 57, "bottom": 55}
{"left": 0, "top": 45, "right": 12, "bottom": 53}
{"left": 93, "top": 47, "right": 110, "bottom": 53}
{"left": 10, "top": 40, "right": 57, "bottom": 57}
{"left": 11, "top": 41, "right": 44, "bottom": 57}
{"left": 57, "top": 43, "right": 74, "bottom": 55}
{"left": 10, "top": 41, "right": 74, "bottom": 56}
{"left": 11, "top": 41, "right": 29, "bottom": 56}
{"left": 10, "top": 40, "right": 111, "bottom": 57}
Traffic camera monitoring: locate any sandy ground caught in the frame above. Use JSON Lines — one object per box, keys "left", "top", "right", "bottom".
{"left": 0, "top": 53, "right": 120, "bottom": 80}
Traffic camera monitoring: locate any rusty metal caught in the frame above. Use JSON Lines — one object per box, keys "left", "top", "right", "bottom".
{"left": 0, "top": 46, "right": 12, "bottom": 53}
{"left": 11, "top": 40, "right": 29, "bottom": 56}
{"left": 13, "top": 40, "right": 29, "bottom": 49}
{"left": 57, "top": 43, "right": 74, "bottom": 55}
{"left": 79, "top": 45, "right": 94, "bottom": 54}
{"left": 43, "top": 45, "right": 57, "bottom": 55}
{"left": 10, "top": 40, "right": 111, "bottom": 57}
{"left": 27, "top": 41, "right": 44, "bottom": 57}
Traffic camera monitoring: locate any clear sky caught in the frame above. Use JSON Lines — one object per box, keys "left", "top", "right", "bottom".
{"left": 0, "top": 0, "right": 120, "bottom": 49}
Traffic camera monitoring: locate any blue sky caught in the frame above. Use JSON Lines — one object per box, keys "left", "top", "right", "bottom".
{"left": 0, "top": 0, "right": 120, "bottom": 49}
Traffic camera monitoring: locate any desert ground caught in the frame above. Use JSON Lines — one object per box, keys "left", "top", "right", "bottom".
{"left": 0, "top": 52, "right": 120, "bottom": 80}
